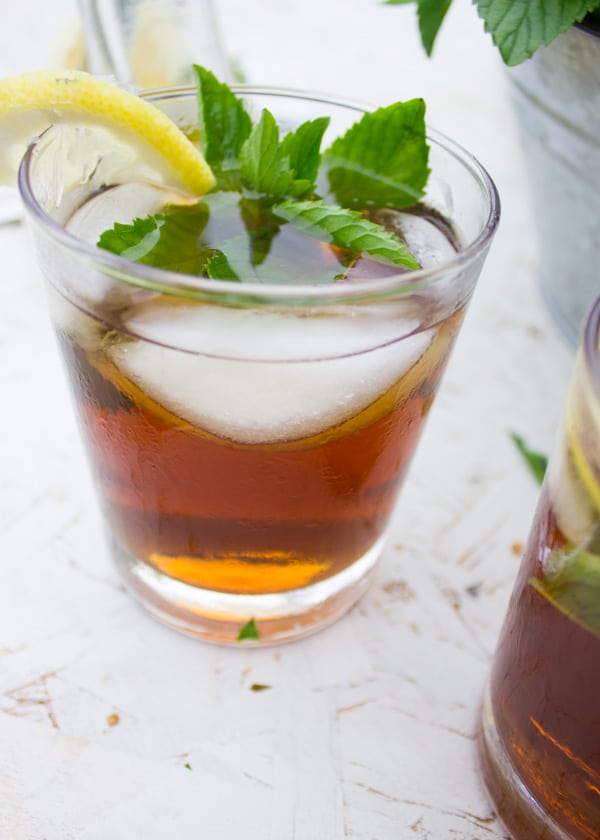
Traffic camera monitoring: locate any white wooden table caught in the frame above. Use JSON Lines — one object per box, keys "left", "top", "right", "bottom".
{"left": 0, "top": 1, "right": 575, "bottom": 836}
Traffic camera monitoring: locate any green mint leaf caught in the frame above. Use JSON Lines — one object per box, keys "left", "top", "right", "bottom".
{"left": 240, "top": 109, "right": 296, "bottom": 196}
{"left": 530, "top": 548, "right": 600, "bottom": 638}
{"left": 206, "top": 250, "right": 241, "bottom": 281}
{"left": 385, "top": 0, "right": 453, "bottom": 55}
{"left": 193, "top": 64, "right": 252, "bottom": 186}
{"left": 98, "top": 216, "right": 163, "bottom": 261}
{"left": 239, "top": 198, "right": 281, "bottom": 266}
{"left": 416, "top": 0, "right": 453, "bottom": 55}
{"left": 280, "top": 117, "right": 330, "bottom": 186}
{"left": 240, "top": 110, "right": 324, "bottom": 200}
{"left": 323, "top": 99, "right": 429, "bottom": 210}
{"left": 238, "top": 618, "right": 260, "bottom": 640}
{"left": 98, "top": 203, "right": 218, "bottom": 275}
{"left": 273, "top": 199, "right": 420, "bottom": 270}
{"left": 475, "top": 0, "right": 600, "bottom": 66}
{"left": 510, "top": 432, "right": 548, "bottom": 485}
{"left": 184, "top": 762, "right": 192, "bottom": 770}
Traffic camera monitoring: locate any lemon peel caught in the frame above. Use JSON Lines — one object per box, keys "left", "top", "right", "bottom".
{"left": 0, "top": 69, "right": 214, "bottom": 194}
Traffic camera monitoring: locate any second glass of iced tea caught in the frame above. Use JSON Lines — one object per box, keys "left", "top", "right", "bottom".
{"left": 481, "top": 297, "right": 600, "bottom": 838}
{"left": 19, "top": 87, "right": 499, "bottom": 643}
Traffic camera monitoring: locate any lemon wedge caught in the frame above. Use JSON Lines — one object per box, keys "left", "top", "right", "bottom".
{"left": 0, "top": 69, "right": 214, "bottom": 194}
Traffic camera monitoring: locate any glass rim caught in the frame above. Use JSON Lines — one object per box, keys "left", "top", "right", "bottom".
{"left": 584, "top": 295, "right": 600, "bottom": 397}
{"left": 18, "top": 83, "right": 501, "bottom": 306}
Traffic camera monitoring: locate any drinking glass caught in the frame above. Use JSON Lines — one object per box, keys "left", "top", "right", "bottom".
{"left": 76, "top": 0, "right": 233, "bottom": 87}
{"left": 480, "top": 296, "right": 600, "bottom": 838}
{"left": 18, "top": 86, "right": 499, "bottom": 644}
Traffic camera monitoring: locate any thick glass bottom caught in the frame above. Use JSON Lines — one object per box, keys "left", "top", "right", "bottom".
{"left": 112, "top": 534, "right": 384, "bottom": 645}
{"left": 479, "top": 687, "right": 575, "bottom": 840}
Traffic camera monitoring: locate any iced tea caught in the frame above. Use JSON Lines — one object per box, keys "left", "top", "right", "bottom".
{"left": 20, "top": 84, "right": 499, "bottom": 642}
{"left": 481, "top": 298, "right": 600, "bottom": 839}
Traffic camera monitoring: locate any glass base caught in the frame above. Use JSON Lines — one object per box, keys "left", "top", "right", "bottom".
{"left": 112, "top": 535, "right": 383, "bottom": 645}
{"left": 479, "top": 687, "right": 575, "bottom": 840}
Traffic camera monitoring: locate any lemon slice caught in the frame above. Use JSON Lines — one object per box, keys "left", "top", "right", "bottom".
{"left": 0, "top": 69, "right": 214, "bottom": 193}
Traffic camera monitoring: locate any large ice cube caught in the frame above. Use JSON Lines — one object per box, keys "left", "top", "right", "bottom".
{"left": 370, "top": 210, "right": 457, "bottom": 269}
{"left": 54, "top": 182, "right": 193, "bottom": 342}
{"left": 66, "top": 182, "right": 192, "bottom": 244}
{"left": 110, "top": 301, "right": 436, "bottom": 444}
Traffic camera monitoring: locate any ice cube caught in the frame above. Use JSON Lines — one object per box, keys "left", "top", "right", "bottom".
{"left": 66, "top": 182, "right": 192, "bottom": 245}
{"left": 122, "top": 297, "right": 427, "bottom": 360}
{"left": 33, "top": 123, "right": 188, "bottom": 223}
{"left": 109, "top": 302, "right": 437, "bottom": 444}
{"left": 55, "top": 182, "right": 193, "bottom": 336}
{"left": 370, "top": 209, "right": 457, "bottom": 268}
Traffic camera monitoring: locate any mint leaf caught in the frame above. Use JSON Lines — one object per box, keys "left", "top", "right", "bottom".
{"left": 193, "top": 65, "right": 252, "bottom": 186}
{"left": 238, "top": 618, "right": 260, "bottom": 640}
{"left": 206, "top": 250, "right": 240, "bottom": 281}
{"left": 323, "top": 100, "right": 429, "bottom": 210}
{"left": 385, "top": 0, "right": 452, "bottom": 55}
{"left": 274, "top": 199, "right": 420, "bottom": 270}
{"left": 239, "top": 198, "right": 281, "bottom": 266}
{"left": 530, "top": 548, "right": 600, "bottom": 638}
{"left": 416, "top": 0, "right": 452, "bottom": 55}
{"left": 240, "top": 109, "right": 298, "bottom": 196}
{"left": 98, "top": 216, "right": 164, "bottom": 261}
{"left": 511, "top": 432, "right": 548, "bottom": 485}
{"left": 280, "top": 116, "right": 330, "bottom": 186}
{"left": 240, "top": 110, "right": 326, "bottom": 199}
{"left": 475, "top": 0, "right": 600, "bottom": 66}
{"left": 98, "top": 202, "right": 217, "bottom": 274}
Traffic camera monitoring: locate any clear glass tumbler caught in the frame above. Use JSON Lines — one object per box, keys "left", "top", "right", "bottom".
{"left": 76, "top": 0, "right": 232, "bottom": 86}
{"left": 480, "top": 297, "right": 600, "bottom": 838}
{"left": 19, "top": 86, "right": 499, "bottom": 644}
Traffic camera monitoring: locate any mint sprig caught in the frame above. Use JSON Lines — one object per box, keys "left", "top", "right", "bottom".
{"left": 99, "top": 68, "right": 433, "bottom": 282}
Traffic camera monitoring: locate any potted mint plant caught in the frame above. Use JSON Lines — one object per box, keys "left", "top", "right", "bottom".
{"left": 387, "top": 1, "right": 600, "bottom": 344}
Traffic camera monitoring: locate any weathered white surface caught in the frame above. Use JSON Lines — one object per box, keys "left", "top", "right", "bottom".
{"left": 0, "top": 1, "right": 574, "bottom": 837}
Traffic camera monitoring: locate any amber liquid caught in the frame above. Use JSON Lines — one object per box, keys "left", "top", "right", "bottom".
{"left": 56, "top": 305, "right": 459, "bottom": 597}
{"left": 488, "top": 487, "right": 600, "bottom": 839}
